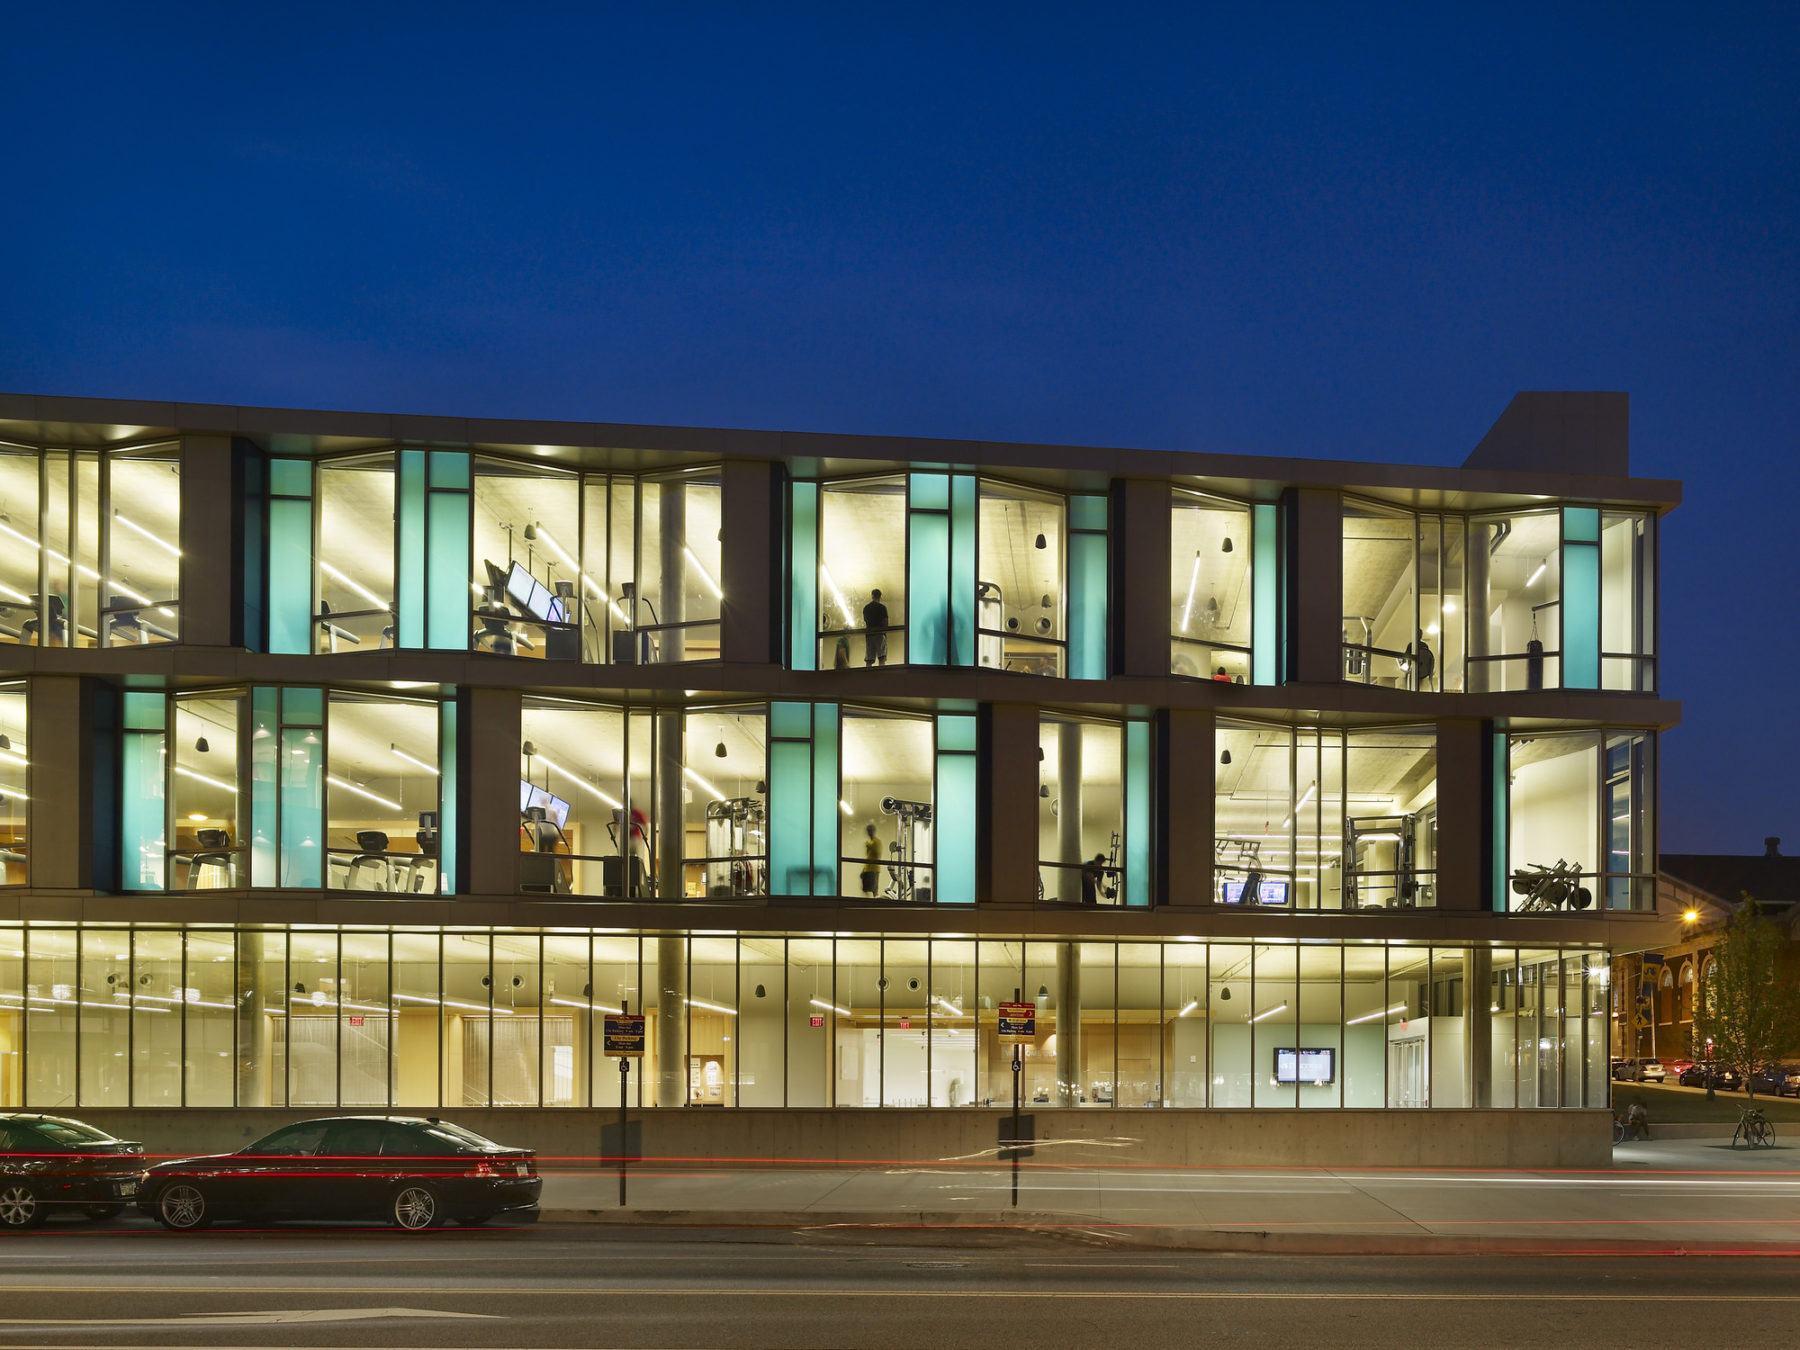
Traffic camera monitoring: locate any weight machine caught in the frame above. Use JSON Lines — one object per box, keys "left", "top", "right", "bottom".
{"left": 703, "top": 796, "right": 768, "bottom": 897}
{"left": 880, "top": 795, "right": 934, "bottom": 903}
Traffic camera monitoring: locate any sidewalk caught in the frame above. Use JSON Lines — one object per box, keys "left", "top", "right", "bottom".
{"left": 535, "top": 1138, "right": 1800, "bottom": 1253}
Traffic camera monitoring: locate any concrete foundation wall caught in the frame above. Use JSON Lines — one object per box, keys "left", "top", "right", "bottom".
{"left": 72, "top": 1106, "right": 1610, "bottom": 1170}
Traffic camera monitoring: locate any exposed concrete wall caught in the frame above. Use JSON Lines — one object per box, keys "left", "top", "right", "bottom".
{"left": 720, "top": 460, "right": 776, "bottom": 666}
{"left": 980, "top": 703, "right": 1038, "bottom": 905}
{"left": 1112, "top": 478, "right": 1171, "bottom": 678}
{"left": 178, "top": 435, "right": 237, "bottom": 648}
{"left": 74, "top": 1106, "right": 1611, "bottom": 1170}
{"left": 1435, "top": 718, "right": 1486, "bottom": 911}
{"left": 1161, "top": 708, "right": 1213, "bottom": 906}
{"left": 1463, "top": 391, "right": 1629, "bottom": 478}
{"left": 1284, "top": 487, "right": 1343, "bottom": 685}
{"left": 465, "top": 687, "right": 522, "bottom": 896}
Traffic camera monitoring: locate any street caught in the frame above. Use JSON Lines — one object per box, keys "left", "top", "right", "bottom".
{"left": 0, "top": 1226, "right": 1796, "bottom": 1349}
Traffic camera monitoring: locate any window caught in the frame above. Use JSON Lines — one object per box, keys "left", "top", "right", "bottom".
{"left": 1172, "top": 491, "right": 1253, "bottom": 682}
{"left": 471, "top": 458, "right": 582, "bottom": 661}
{"left": 1601, "top": 511, "right": 1656, "bottom": 691}
{"left": 841, "top": 710, "right": 935, "bottom": 901}
{"left": 1341, "top": 501, "right": 1464, "bottom": 692}
{"left": 1506, "top": 730, "right": 1655, "bottom": 912}
{"left": 1038, "top": 718, "right": 1124, "bottom": 905}
{"left": 633, "top": 469, "right": 723, "bottom": 662}
{"left": 0, "top": 684, "right": 25, "bottom": 886}
{"left": 245, "top": 1121, "right": 330, "bottom": 1155}
{"left": 325, "top": 692, "right": 443, "bottom": 892}
{"left": 315, "top": 454, "right": 397, "bottom": 651}
{"left": 976, "top": 480, "right": 1065, "bottom": 676}
{"left": 519, "top": 699, "right": 642, "bottom": 899}
{"left": 1214, "top": 721, "right": 1437, "bottom": 910}
{"left": 681, "top": 707, "right": 768, "bottom": 899}
{"left": 815, "top": 475, "right": 908, "bottom": 668}
{"left": 1469, "top": 511, "right": 1561, "bottom": 691}
{"left": 0, "top": 441, "right": 181, "bottom": 648}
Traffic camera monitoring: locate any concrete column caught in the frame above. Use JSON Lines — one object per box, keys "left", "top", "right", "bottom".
{"left": 719, "top": 461, "right": 776, "bottom": 665}
{"left": 1284, "top": 487, "right": 1344, "bottom": 686}
{"left": 236, "top": 930, "right": 269, "bottom": 1107}
{"left": 178, "top": 435, "right": 237, "bottom": 648}
{"left": 656, "top": 709, "right": 685, "bottom": 900}
{"left": 27, "top": 675, "right": 115, "bottom": 892}
{"left": 655, "top": 935, "right": 688, "bottom": 1108}
{"left": 1055, "top": 943, "right": 1081, "bottom": 1107}
{"left": 1111, "top": 479, "right": 1172, "bottom": 678}
{"left": 1161, "top": 709, "right": 1214, "bottom": 905}
{"left": 658, "top": 482, "right": 686, "bottom": 663}
{"left": 1466, "top": 947, "right": 1493, "bottom": 1107}
{"left": 1433, "top": 719, "right": 1485, "bottom": 911}
{"left": 1056, "top": 722, "right": 1083, "bottom": 897}
{"left": 1466, "top": 530, "right": 1490, "bottom": 692}
{"left": 979, "top": 704, "right": 1038, "bottom": 904}
{"left": 465, "top": 687, "right": 522, "bottom": 897}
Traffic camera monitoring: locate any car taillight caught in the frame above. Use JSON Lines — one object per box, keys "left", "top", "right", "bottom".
{"left": 466, "top": 1159, "right": 501, "bottom": 1177}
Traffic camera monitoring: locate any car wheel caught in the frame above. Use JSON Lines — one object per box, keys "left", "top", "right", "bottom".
{"left": 0, "top": 1183, "right": 46, "bottom": 1230}
{"left": 82, "top": 1204, "right": 125, "bottom": 1221}
{"left": 155, "top": 1184, "right": 211, "bottom": 1231}
{"left": 390, "top": 1185, "right": 441, "bottom": 1231}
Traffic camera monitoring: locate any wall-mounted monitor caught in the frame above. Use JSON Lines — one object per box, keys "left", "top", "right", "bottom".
{"left": 506, "top": 562, "right": 568, "bottom": 625}
{"left": 1221, "top": 878, "right": 1289, "bottom": 906}
{"left": 1274, "top": 1047, "right": 1335, "bottom": 1084}
{"left": 519, "top": 781, "right": 571, "bottom": 830}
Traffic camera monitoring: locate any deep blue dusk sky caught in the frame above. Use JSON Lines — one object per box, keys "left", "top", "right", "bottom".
{"left": 3, "top": 3, "right": 1795, "bottom": 853}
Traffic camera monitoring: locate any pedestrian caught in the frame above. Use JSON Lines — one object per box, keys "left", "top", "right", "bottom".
{"left": 1626, "top": 1099, "right": 1650, "bottom": 1140}
{"left": 861, "top": 822, "right": 882, "bottom": 895}
{"left": 862, "top": 589, "right": 889, "bottom": 666}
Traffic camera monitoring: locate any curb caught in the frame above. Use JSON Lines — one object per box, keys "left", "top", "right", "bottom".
{"left": 536, "top": 1209, "right": 1800, "bottom": 1255}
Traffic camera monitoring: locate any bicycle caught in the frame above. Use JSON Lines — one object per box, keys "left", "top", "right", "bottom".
{"left": 1733, "top": 1104, "right": 1776, "bottom": 1149}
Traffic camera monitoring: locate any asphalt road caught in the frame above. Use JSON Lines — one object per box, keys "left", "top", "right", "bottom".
{"left": 0, "top": 1226, "right": 1796, "bottom": 1350}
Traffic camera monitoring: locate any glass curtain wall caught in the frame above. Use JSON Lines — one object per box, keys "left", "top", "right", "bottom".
{"left": 519, "top": 699, "right": 637, "bottom": 898}
{"left": 1037, "top": 717, "right": 1123, "bottom": 905}
{"left": 171, "top": 691, "right": 245, "bottom": 889}
{"left": 1470, "top": 510, "right": 1561, "bottom": 691}
{"left": 0, "top": 927, "right": 1610, "bottom": 1111}
{"left": 1171, "top": 491, "right": 1253, "bottom": 682}
{"left": 1601, "top": 511, "right": 1656, "bottom": 691}
{"left": 325, "top": 692, "right": 442, "bottom": 892}
{"left": 976, "top": 480, "right": 1065, "bottom": 676}
{"left": 1507, "top": 730, "right": 1655, "bottom": 912}
{"left": 1215, "top": 720, "right": 1437, "bottom": 910}
{"left": 681, "top": 706, "right": 768, "bottom": 899}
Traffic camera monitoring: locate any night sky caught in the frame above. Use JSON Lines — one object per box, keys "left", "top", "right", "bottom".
{"left": 3, "top": 4, "right": 1795, "bottom": 853}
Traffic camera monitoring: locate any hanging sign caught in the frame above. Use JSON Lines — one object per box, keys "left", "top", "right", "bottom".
{"left": 603, "top": 1013, "right": 646, "bottom": 1058}
{"left": 998, "top": 1002, "right": 1036, "bottom": 1042}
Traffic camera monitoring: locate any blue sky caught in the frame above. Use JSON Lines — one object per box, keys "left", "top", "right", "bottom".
{"left": 3, "top": 3, "right": 1795, "bottom": 852}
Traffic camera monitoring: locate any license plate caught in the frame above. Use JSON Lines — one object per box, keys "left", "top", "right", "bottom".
{"left": 514, "top": 1163, "right": 529, "bottom": 1177}
{"left": 115, "top": 1182, "right": 138, "bottom": 1197}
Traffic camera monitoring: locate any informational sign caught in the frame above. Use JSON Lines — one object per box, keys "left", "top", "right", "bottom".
{"left": 1641, "top": 953, "right": 1666, "bottom": 965}
{"left": 603, "top": 1013, "right": 645, "bottom": 1058}
{"left": 810, "top": 1014, "right": 825, "bottom": 1028}
{"left": 897, "top": 1019, "right": 911, "bottom": 1029}
{"left": 997, "top": 1001, "right": 1036, "bottom": 1042}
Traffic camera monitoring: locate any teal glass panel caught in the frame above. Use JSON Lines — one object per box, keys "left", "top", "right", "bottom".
{"left": 789, "top": 483, "right": 818, "bottom": 671}
{"left": 1563, "top": 506, "right": 1599, "bottom": 543}
{"left": 771, "top": 700, "right": 811, "bottom": 740}
{"left": 949, "top": 475, "right": 977, "bottom": 667}
{"left": 934, "top": 748, "right": 976, "bottom": 906}
{"left": 268, "top": 497, "right": 313, "bottom": 655}
{"left": 811, "top": 704, "right": 839, "bottom": 893}
{"left": 1563, "top": 541, "right": 1600, "bottom": 689}
{"left": 1070, "top": 494, "right": 1107, "bottom": 531}
{"left": 281, "top": 687, "right": 323, "bottom": 726}
{"left": 398, "top": 450, "right": 426, "bottom": 648}
{"left": 909, "top": 510, "right": 949, "bottom": 665}
{"left": 122, "top": 691, "right": 165, "bottom": 731}
{"left": 1124, "top": 720, "right": 1151, "bottom": 907}
{"left": 1068, "top": 531, "right": 1107, "bottom": 680}
{"left": 438, "top": 699, "right": 457, "bottom": 895}
{"left": 1492, "top": 731, "right": 1509, "bottom": 911}
{"left": 935, "top": 713, "right": 977, "bottom": 753}
{"left": 427, "top": 491, "right": 472, "bottom": 650}
{"left": 269, "top": 459, "right": 312, "bottom": 497}
{"left": 1253, "top": 503, "right": 1278, "bottom": 685}
{"left": 428, "top": 451, "right": 471, "bottom": 490}
{"left": 121, "top": 730, "right": 166, "bottom": 892}
{"left": 279, "top": 726, "right": 323, "bottom": 888}
{"left": 250, "top": 686, "right": 278, "bottom": 888}
{"left": 769, "top": 740, "right": 812, "bottom": 896}
{"left": 909, "top": 472, "right": 949, "bottom": 510}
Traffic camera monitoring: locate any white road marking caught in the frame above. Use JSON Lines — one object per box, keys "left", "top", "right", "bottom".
{"left": 0, "top": 1307, "right": 498, "bottom": 1327}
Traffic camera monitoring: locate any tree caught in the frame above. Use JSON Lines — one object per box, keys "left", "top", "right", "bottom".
{"left": 1691, "top": 898, "right": 1800, "bottom": 1101}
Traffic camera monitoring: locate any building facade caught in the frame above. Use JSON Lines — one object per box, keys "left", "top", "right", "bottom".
{"left": 0, "top": 390, "right": 1677, "bottom": 1164}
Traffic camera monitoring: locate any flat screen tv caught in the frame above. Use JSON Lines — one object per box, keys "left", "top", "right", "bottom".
{"left": 505, "top": 562, "right": 567, "bottom": 625}
{"left": 1274, "top": 1047, "right": 1335, "bottom": 1084}
{"left": 519, "top": 781, "right": 571, "bottom": 830}
{"left": 1221, "top": 878, "right": 1289, "bottom": 906}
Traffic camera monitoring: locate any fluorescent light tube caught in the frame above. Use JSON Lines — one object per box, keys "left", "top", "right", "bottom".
{"left": 1346, "top": 1003, "right": 1406, "bottom": 1026}
{"left": 1248, "top": 1001, "right": 1289, "bottom": 1024}
{"left": 328, "top": 774, "right": 401, "bottom": 811}
{"left": 533, "top": 752, "right": 623, "bottom": 810}
{"left": 684, "top": 547, "right": 723, "bottom": 600}
{"left": 810, "top": 998, "right": 850, "bottom": 1017}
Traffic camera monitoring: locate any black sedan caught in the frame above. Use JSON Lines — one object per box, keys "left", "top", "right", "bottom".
{"left": 1678, "top": 1062, "right": 1741, "bottom": 1091}
{"left": 0, "top": 1114, "right": 146, "bottom": 1229}
{"left": 138, "top": 1116, "right": 541, "bottom": 1231}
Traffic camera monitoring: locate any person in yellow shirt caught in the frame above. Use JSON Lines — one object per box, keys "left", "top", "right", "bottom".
{"left": 861, "top": 823, "right": 882, "bottom": 896}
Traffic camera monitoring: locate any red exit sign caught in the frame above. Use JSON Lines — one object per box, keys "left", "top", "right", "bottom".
{"left": 809, "top": 1015, "right": 824, "bottom": 1028}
